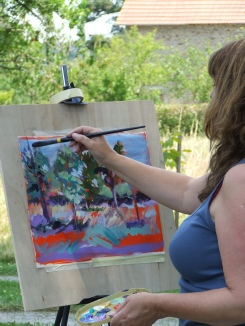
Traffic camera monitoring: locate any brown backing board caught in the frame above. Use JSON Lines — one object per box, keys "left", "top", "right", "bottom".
{"left": 0, "top": 100, "right": 179, "bottom": 311}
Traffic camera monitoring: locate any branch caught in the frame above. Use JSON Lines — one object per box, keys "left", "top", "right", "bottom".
{"left": 0, "top": 65, "right": 21, "bottom": 71}
{"left": 13, "top": 0, "right": 45, "bottom": 24}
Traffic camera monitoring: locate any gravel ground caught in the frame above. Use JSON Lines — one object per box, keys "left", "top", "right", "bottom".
{"left": 0, "top": 311, "right": 178, "bottom": 325}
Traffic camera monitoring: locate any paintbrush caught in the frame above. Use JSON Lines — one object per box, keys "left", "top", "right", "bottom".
{"left": 32, "top": 125, "right": 145, "bottom": 148}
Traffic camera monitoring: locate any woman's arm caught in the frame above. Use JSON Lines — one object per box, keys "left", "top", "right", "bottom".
{"left": 110, "top": 163, "right": 245, "bottom": 326}
{"left": 67, "top": 126, "right": 205, "bottom": 214}
{"left": 110, "top": 287, "right": 243, "bottom": 326}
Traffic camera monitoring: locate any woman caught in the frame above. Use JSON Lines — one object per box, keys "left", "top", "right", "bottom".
{"left": 67, "top": 39, "right": 245, "bottom": 325}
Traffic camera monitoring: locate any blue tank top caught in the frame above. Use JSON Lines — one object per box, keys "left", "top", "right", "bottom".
{"left": 169, "top": 161, "right": 245, "bottom": 326}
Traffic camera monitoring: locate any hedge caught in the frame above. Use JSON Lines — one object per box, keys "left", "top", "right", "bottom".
{"left": 156, "top": 103, "right": 207, "bottom": 136}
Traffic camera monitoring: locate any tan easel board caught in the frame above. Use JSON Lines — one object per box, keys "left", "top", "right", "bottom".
{"left": 0, "top": 100, "right": 179, "bottom": 311}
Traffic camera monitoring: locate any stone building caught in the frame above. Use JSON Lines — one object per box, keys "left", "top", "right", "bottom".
{"left": 116, "top": 0, "right": 245, "bottom": 51}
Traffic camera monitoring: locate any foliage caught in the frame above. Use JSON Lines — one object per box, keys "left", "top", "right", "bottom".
{"left": 161, "top": 133, "right": 191, "bottom": 170}
{"left": 166, "top": 44, "right": 213, "bottom": 103}
{"left": 64, "top": 0, "right": 124, "bottom": 39}
{"left": 20, "top": 140, "right": 149, "bottom": 233}
{"left": 0, "top": 1, "right": 241, "bottom": 106}
{"left": 85, "top": 0, "right": 123, "bottom": 22}
{"left": 0, "top": 0, "right": 67, "bottom": 71}
{"left": 0, "top": 90, "right": 14, "bottom": 105}
{"left": 0, "top": 0, "right": 80, "bottom": 104}
{"left": 1, "top": 1, "right": 217, "bottom": 107}
{"left": 161, "top": 133, "right": 181, "bottom": 170}
{"left": 70, "top": 29, "right": 213, "bottom": 105}
{"left": 156, "top": 103, "right": 206, "bottom": 136}
{"left": 71, "top": 27, "right": 168, "bottom": 102}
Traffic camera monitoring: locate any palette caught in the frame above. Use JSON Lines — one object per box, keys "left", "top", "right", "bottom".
{"left": 75, "top": 288, "right": 151, "bottom": 325}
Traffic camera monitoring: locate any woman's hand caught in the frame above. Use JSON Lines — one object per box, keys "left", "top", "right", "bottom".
{"left": 110, "top": 292, "right": 159, "bottom": 326}
{"left": 66, "top": 126, "right": 116, "bottom": 166}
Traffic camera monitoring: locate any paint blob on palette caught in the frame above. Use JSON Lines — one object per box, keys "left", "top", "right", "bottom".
{"left": 75, "top": 288, "right": 151, "bottom": 325}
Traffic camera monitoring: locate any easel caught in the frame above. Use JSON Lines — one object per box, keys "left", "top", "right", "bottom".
{"left": 51, "top": 72, "right": 111, "bottom": 326}
{"left": 0, "top": 100, "right": 179, "bottom": 322}
{"left": 54, "top": 295, "right": 109, "bottom": 326}
{"left": 55, "top": 306, "right": 70, "bottom": 326}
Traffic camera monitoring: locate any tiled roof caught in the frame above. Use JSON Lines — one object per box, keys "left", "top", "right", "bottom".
{"left": 116, "top": 0, "right": 245, "bottom": 25}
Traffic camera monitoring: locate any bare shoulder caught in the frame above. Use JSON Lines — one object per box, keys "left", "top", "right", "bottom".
{"left": 210, "top": 162, "right": 245, "bottom": 219}
{"left": 218, "top": 162, "right": 245, "bottom": 205}
{"left": 223, "top": 162, "right": 245, "bottom": 189}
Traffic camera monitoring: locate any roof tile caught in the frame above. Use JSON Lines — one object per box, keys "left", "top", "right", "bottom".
{"left": 116, "top": 0, "right": 245, "bottom": 25}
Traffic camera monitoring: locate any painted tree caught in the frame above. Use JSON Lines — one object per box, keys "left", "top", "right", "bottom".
{"left": 94, "top": 140, "right": 125, "bottom": 218}
{"left": 79, "top": 150, "right": 101, "bottom": 209}
{"left": 21, "top": 146, "right": 54, "bottom": 224}
{"left": 52, "top": 146, "right": 85, "bottom": 227}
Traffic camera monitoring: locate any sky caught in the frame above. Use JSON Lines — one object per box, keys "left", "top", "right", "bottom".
{"left": 85, "top": 13, "right": 119, "bottom": 39}
{"left": 27, "top": 12, "right": 118, "bottom": 41}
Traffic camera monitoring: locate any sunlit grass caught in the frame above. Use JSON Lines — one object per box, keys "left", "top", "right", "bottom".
{"left": 0, "top": 176, "right": 15, "bottom": 262}
{"left": 0, "top": 280, "right": 23, "bottom": 311}
{"left": 181, "top": 135, "right": 210, "bottom": 178}
{"left": 167, "top": 135, "right": 210, "bottom": 224}
{"left": 0, "top": 262, "right": 17, "bottom": 276}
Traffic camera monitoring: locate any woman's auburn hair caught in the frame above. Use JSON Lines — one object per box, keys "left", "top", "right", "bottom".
{"left": 198, "top": 38, "right": 245, "bottom": 201}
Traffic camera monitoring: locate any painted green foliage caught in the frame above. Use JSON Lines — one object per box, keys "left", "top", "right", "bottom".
{"left": 21, "top": 139, "right": 136, "bottom": 230}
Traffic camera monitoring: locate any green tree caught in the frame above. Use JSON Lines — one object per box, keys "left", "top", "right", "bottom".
{"left": 64, "top": 0, "right": 124, "bottom": 39}
{"left": 167, "top": 44, "right": 213, "bottom": 103}
{"left": 70, "top": 27, "right": 169, "bottom": 102}
{"left": 0, "top": 0, "right": 79, "bottom": 104}
{"left": 0, "top": 0, "right": 67, "bottom": 70}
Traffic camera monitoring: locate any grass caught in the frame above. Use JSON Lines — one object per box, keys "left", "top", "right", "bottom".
{"left": 0, "top": 274, "right": 178, "bottom": 317}
{"left": 0, "top": 276, "right": 81, "bottom": 314}
{"left": 0, "top": 262, "right": 17, "bottom": 276}
{"left": 0, "top": 175, "right": 15, "bottom": 263}
{"left": 177, "top": 135, "right": 210, "bottom": 224}
{"left": 180, "top": 135, "right": 210, "bottom": 178}
{"left": 0, "top": 280, "right": 23, "bottom": 311}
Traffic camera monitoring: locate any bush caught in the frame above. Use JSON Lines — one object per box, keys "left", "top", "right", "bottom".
{"left": 156, "top": 103, "right": 207, "bottom": 136}
{"left": 0, "top": 90, "right": 14, "bottom": 105}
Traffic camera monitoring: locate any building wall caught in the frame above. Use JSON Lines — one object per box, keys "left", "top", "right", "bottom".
{"left": 133, "top": 24, "right": 245, "bottom": 51}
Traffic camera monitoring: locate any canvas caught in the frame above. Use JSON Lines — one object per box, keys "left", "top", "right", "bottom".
{"left": 18, "top": 132, "right": 164, "bottom": 268}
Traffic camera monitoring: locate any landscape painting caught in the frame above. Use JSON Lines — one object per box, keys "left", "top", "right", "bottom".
{"left": 18, "top": 132, "right": 164, "bottom": 267}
